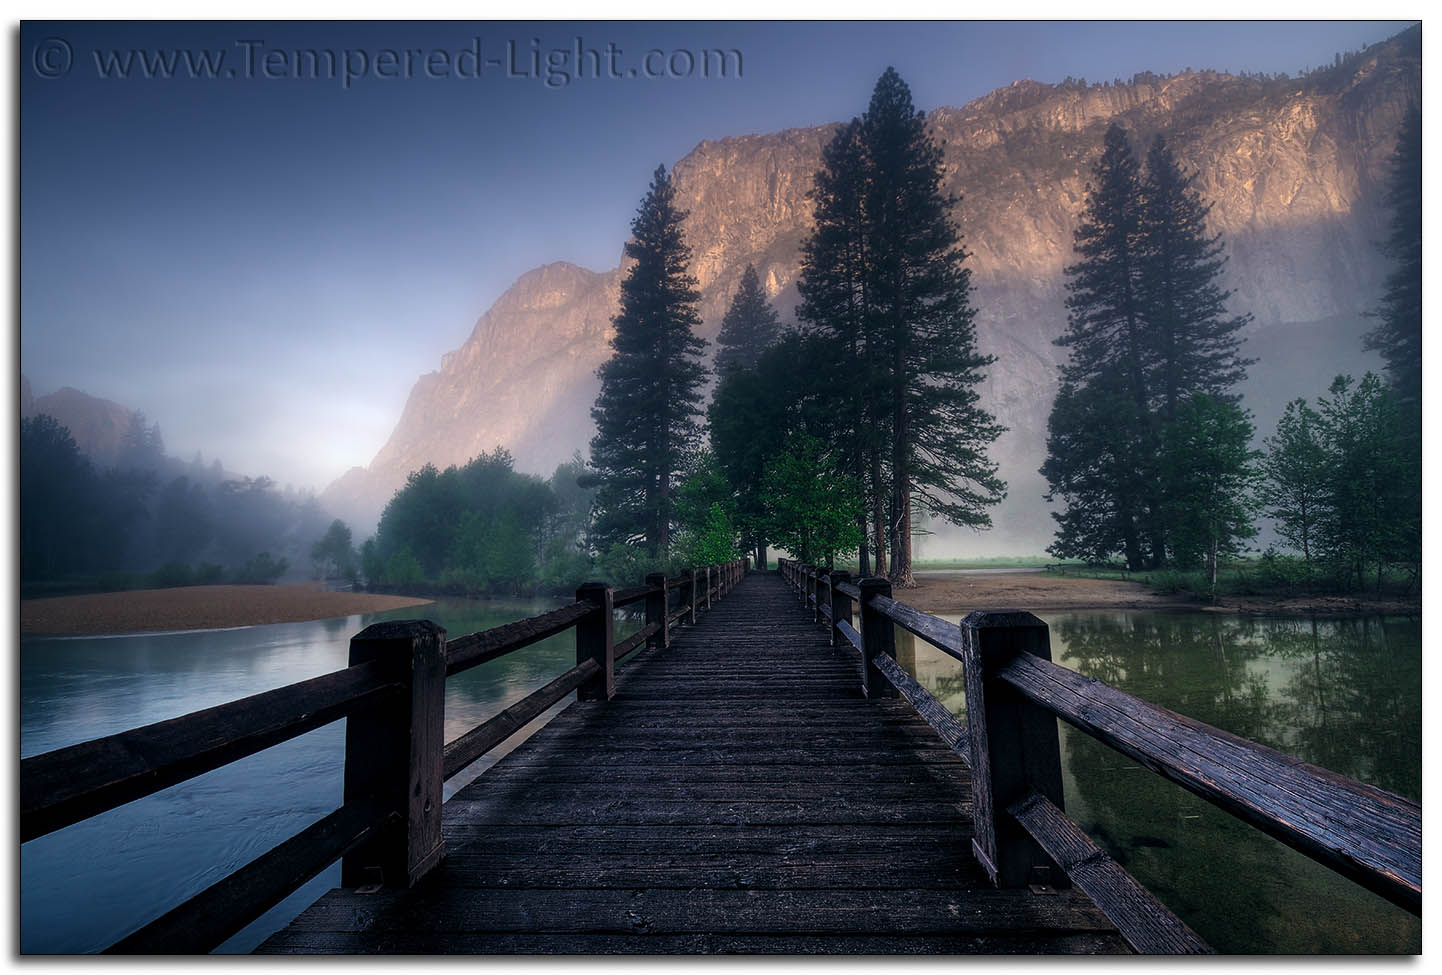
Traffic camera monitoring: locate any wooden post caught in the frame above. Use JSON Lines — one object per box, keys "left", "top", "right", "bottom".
{"left": 645, "top": 572, "right": 668, "bottom": 649}
{"left": 575, "top": 582, "right": 615, "bottom": 701}
{"left": 341, "top": 619, "right": 446, "bottom": 889}
{"left": 961, "top": 611, "right": 1065, "bottom": 889}
{"left": 813, "top": 569, "right": 824, "bottom": 623}
{"left": 688, "top": 568, "right": 698, "bottom": 624}
{"left": 857, "top": 577, "right": 897, "bottom": 699}
{"left": 828, "top": 571, "right": 851, "bottom": 648}
{"left": 704, "top": 566, "right": 712, "bottom": 610}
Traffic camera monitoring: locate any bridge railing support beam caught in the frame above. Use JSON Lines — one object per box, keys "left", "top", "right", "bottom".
{"left": 645, "top": 572, "right": 669, "bottom": 649}
{"left": 961, "top": 610, "right": 1064, "bottom": 889}
{"left": 828, "top": 571, "right": 852, "bottom": 648}
{"left": 576, "top": 582, "right": 616, "bottom": 701}
{"left": 858, "top": 577, "right": 897, "bottom": 700}
{"left": 688, "top": 569, "right": 698, "bottom": 624}
{"left": 341, "top": 619, "right": 447, "bottom": 889}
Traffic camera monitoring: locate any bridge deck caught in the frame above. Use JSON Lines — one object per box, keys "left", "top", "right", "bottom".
{"left": 259, "top": 573, "right": 1127, "bottom": 954}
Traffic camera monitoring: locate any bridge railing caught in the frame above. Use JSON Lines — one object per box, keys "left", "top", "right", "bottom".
{"left": 20, "top": 557, "right": 749, "bottom": 954}
{"left": 777, "top": 558, "right": 1421, "bottom": 953}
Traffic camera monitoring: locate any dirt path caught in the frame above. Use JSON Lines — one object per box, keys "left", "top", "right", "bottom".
{"left": 20, "top": 584, "right": 434, "bottom": 635}
{"left": 901, "top": 571, "right": 1420, "bottom": 618}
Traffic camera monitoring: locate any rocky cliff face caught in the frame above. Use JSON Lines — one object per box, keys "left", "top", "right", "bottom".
{"left": 323, "top": 27, "right": 1420, "bottom": 552}
{"left": 21, "top": 375, "right": 136, "bottom": 465}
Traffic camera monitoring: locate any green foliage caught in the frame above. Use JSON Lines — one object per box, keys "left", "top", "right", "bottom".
{"left": 1158, "top": 394, "right": 1258, "bottom": 596}
{"left": 762, "top": 432, "right": 864, "bottom": 567}
{"left": 538, "top": 537, "right": 593, "bottom": 593}
{"left": 676, "top": 503, "right": 741, "bottom": 568}
{"left": 310, "top": 518, "right": 356, "bottom": 580}
{"left": 149, "top": 561, "right": 195, "bottom": 588}
{"left": 589, "top": 164, "right": 708, "bottom": 556}
{"left": 714, "top": 264, "right": 782, "bottom": 374}
{"left": 373, "top": 448, "right": 557, "bottom": 593}
{"left": 1044, "top": 123, "right": 1252, "bottom": 570}
{"left": 594, "top": 542, "right": 667, "bottom": 588}
{"left": 232, "top": 552, "right": 288, "bottom": 585}
{"left": 1259, "top": 399, "right": 1327, "bottom": 562}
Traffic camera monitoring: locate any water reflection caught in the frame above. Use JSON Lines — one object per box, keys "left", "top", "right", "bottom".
{"left": 898, "top": 610, "right": 1421, "bottom": 954}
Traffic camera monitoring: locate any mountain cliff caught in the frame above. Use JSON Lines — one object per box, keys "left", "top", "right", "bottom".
{"left": 323, "top": 27, "right": 1420, "bottom": 552}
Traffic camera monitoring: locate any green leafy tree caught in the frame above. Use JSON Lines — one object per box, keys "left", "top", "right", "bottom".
{"left": 762, "top": 432, "right": 864, "bottom": 567}
{"left": 1159, "top": 394, "right": 1258, "bottom": 597}
{"left": 1316, "top": 374, "right": 1414, "bottom": 590}
{"left": 1259, "top": 399, "right": 1328, "bottom": 563}
{"left": 153, "top": 476, "right": 213, "bottom": 566}
{"left": 310, "top": 518, "right": 356, "bottom": 579}
{"left": 1364, "top": 105, "right": 1422, "bottom": 420}
{"left": 588, "top": 164, "right": 708, "bottom": 556}
{"left": 359, "top": 538, "right": 384, "bottom": 586}
{"left": 714, "top": 264, "right": 782, "bottom": 374}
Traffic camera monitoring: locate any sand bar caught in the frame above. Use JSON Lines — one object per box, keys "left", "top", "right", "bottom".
{"left": 20, "top": 584, "right": 434, "bottom": 635}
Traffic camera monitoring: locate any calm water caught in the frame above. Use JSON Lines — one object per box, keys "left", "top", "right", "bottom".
{"left": 22, "top": 600, "right": 1420, "bottom": 954}
{"left": 895, "top": 610, "right": 1422, "bottom": 954}
{"left": 18, "top": 596, "right": 639, "bottom": 954}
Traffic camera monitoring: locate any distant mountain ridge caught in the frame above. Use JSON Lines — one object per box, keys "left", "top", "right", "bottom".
{"left": 322, "top": 26, "right": 1420, "bottom": 551}
{"left": 21, "top": 375, "right": 136, "bottom": 465}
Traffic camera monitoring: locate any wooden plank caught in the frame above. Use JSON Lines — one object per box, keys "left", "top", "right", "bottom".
{"left": 107, "top": 797, "right": 394, "bottom": 954}
{"left": 444, "top": 602, "right": 592, "bottom": 676}
{"left": 21, "top": 660, "right": 396, "bottom": 842}
{"left": 869, "top": 593, "right": 964, "bottom": 661}
{"left": 615, "top": 622, "right": 660, "bottom": 662}
{"left": 612, "top": 585, "right": 653, "bottom": 608}
{"left": 872, "top": 652, "right": 969, "bottom": 758}
{"left": 1007, "top": 792, "right": 1211, "bottom": 954}
{"left": 442, "top": 659, "right": 599, "bottom": 780}
{"left": 998, "top": 650, "right": 1422, "bottom": 915}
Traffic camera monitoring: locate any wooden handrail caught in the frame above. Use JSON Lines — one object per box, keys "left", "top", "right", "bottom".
{"left": 776, "top": 556, "right": 1422, "bottom": 946}
{"left": 22, "top": 556, "right": 746, "bottom": 953}
{"left": 20, "top": 659, "right": 399, "bottom": 842}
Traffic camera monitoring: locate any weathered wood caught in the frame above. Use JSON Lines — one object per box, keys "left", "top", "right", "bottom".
{"left": 828, "top": 571, "right": 852, "bottom": 649}
{"left": 615, "top": 622, "right": 661, "bottom": 662}
{"left": 688, "top": 569, "right": 698, "bottom": 624}
{"left": 441, "top": 659, "right": 601, "bottom": 780}
{"left": 574, "top": 583, "right": 615, "bottom": 702}
{"left": 20, "top": 661, "right": 396, "bottom": 842}
{"left": 870, "top": 593, "right": 964, "bottom": 661}
{"left": 645, "top": 573, "right": 669, "bottom": 649}
{"left": 341, "top": 620, "right": 447, "bottom": 890}
{"left": 961, "top": 611, "right": 1064, "bottom": 889}
{"left": 835, "top": 618, "right": 863, "bottom": 653}
{"left": 666, "top": 604, "right": 689, "bottom": 628}
{"left": 106, "top": 797, "right": 395, "bottom": 954}
{"left": 998, "top": 649, "right": 1423, "bottom": 915}
{"left": 443, "top": 602, "right": 593, "bottom": 676}
{"left": 612, "top": 585, "right": 652, "bottom": 608}
{"left": 858, "top": 578, "right": 897, "bottom": 699}
{"left": 1008, "top": 792, "right": 1212, "bottom": 955}
{"left": 872, "top": 652, "right": 968, "bottom": 759}
{"left": 265, "top": 574, "right": 1129, "bottom": 955}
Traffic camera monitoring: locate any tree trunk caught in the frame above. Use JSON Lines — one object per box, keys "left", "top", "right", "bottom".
{"left": 869, "top": 447, "right": 886, "bottom": 577}
{"left": 1206, "top": 531, "right": 1219, "bottom": 602}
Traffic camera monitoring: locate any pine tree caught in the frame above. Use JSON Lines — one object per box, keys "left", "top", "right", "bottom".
{"left": 1045, "top": 123, "right": 1156, "bottom": 569}
{"left": 1259, "top": 399, "right": 1327, "bottom": 563}
{"left": 714, "top": 264, "right": 782, "bottom": 374}
{"left": 1138, "top": 134, "right": 1253, "bottom": 420}
{"left": 797, "top": 118, "right": 887, "bottom": 576}
{"left": 1364, "top": 105, "right": 1422, "bottom": 421}
{"left": 798, "top": 69, "right": 1004, "bottom": 587}
{"left": 588, "top": 165, "right": 707, "bottom": 556}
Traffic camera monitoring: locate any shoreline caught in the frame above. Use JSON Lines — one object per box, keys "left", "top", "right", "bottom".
{"left": 19, "top": 584, "right": 435, "bottom": 636}
{"left": 898, "top": 570, "right": 1421, "bottom": 619}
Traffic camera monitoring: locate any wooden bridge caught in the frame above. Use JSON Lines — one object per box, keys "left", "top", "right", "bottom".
{"left": 21, "top": 561, "right": 1422, "bottom": 954}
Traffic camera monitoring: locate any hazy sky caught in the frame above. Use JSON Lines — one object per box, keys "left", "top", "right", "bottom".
{"left": 19, "top": 19, "right": 1415, "bottom": 492}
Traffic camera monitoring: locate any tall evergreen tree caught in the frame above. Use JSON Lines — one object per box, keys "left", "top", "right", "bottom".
{"left": 798, "top": 69, "right": 1004, "bottom": 587}
{"left": 797, "top": 118, "right": 887, "bottom": 576}
{"left": 1138, "top": 134, "right": 1253, "bottom": 420}
{"left": 714, "top": 264, "right": 782, "bottom": 374}
{"left": 1045, "top": 123, "right": 1156, "bottom": 569}
{"left": 1259, "top": 399, "right": 1327, "bottom": 563}
{"left": 588, "top": 164, "right": 708, "bottom": 556}
{"left": 1364, "top": 105, "right": 1422, "bottom": 419}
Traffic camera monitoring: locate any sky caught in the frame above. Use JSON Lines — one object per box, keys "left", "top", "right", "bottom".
{"left": 18, "top": 17, "right": 1419, "bottom": 493}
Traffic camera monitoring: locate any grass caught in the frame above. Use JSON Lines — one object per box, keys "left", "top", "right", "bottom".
{"left": 1043, "top": 556, "right": 1418, "bottom": 601}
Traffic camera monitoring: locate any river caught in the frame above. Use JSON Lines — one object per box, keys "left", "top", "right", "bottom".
{"left": 19, "top": 599, "right": 1420, "bottom": 953}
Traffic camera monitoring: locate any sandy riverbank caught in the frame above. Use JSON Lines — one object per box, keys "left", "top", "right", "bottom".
{"left": 901, "top": 571, "right": 1421, "bottom": 619}
{"left": 19, "top": 584, "right": 434, "bottom": 635}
